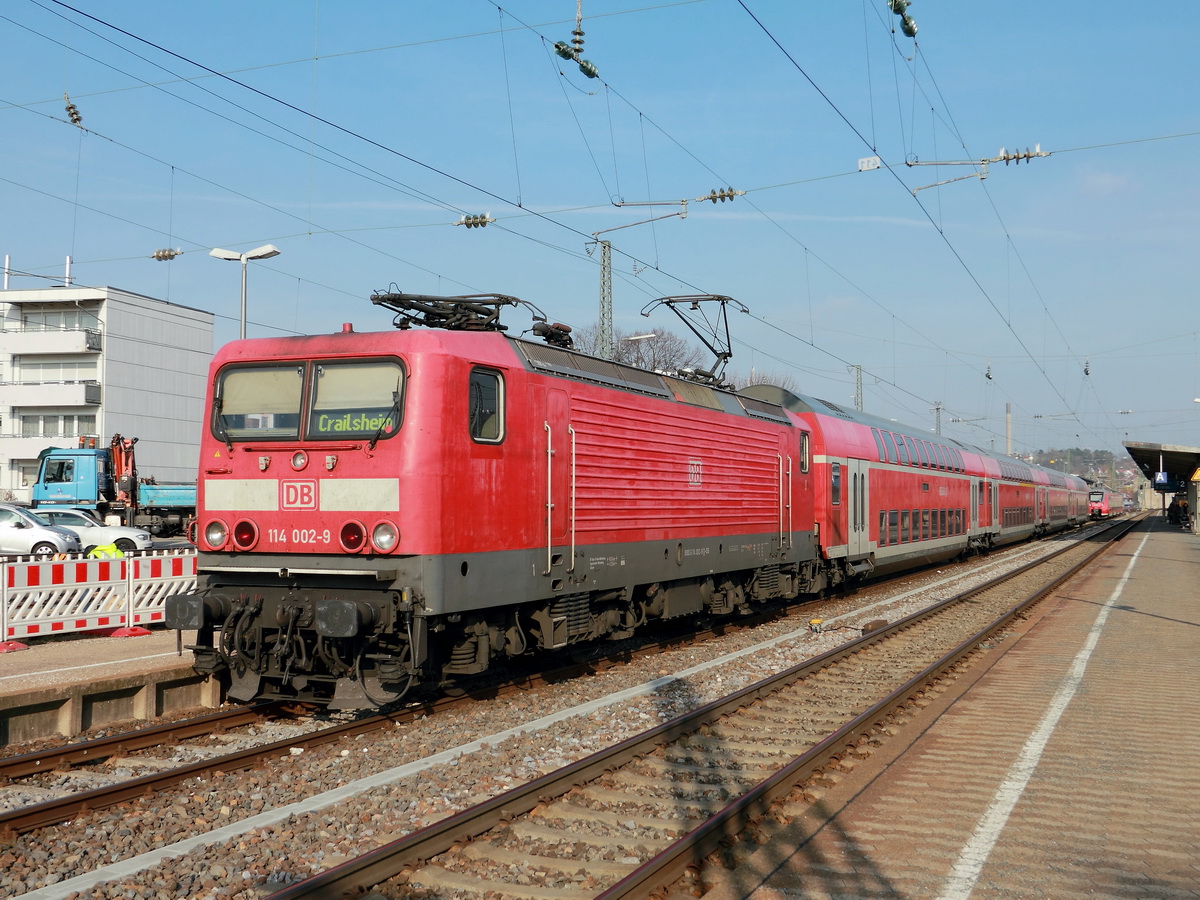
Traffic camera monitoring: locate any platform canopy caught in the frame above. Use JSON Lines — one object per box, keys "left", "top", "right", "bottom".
{"left": 1124, "top": 440, "right": 1200, "bottom": 493}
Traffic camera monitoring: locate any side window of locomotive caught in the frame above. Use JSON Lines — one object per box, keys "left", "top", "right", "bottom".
{"left": 799, "top": 431, "right": 810, "bottom": 473}
{"left": 469, "top": 368, "right": 504, "bottom": 443}
{"left": 830, "top": 462, "right": 841, "bottom": 506}
{"left": 306, "top": 360, "right": 405, "bottom": 441}
{"left": 215, "top": 365, "right": 304, "bottom": 440}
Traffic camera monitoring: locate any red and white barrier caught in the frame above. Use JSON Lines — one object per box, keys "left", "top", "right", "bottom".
{"left": 0, "top": 550, "right": 198, "bottom": 650}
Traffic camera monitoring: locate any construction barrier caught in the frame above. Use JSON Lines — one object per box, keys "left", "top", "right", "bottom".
{"left": 0, "top": 550, "right": 197, "bottom": 648}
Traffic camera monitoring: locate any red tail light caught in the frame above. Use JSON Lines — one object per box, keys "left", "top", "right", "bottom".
{"left": 233, "top": 520, "right": 259, "bottom": 550}
{"left": 340, "top": 520, "right": 366, "bottom": 552}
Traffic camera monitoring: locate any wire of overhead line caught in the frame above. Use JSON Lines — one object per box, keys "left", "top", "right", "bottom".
{"left": 28, "top": 1, "right": 715, "bottom": 309}
{"left": 734, "top": 1, "right": 1090, "bottom": 428}
{"left": 26, "top": 1, "right": 1152, "bottom": 453}
{"left": 31, "top": 0, "right": 1016, "bottom": 441}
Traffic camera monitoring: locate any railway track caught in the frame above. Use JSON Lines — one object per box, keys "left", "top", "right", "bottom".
{"left": 0, "top": 521, "right": 1128, "bottom": 897}
{"left": 263, "top": 517, "right": 1136, "bottom": 900}
{"left": 0, "top": 594, "right": 830, "bottom": 838}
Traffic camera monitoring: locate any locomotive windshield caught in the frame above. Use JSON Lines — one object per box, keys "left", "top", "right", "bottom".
{"left": 307, "top": 361, "right": 404, "bottom": 440}
{"left": 211, "top": 359, "right": 404, "bottom": 443}
{"left": 215, "top": 365, "right": 304, "bottom": 439}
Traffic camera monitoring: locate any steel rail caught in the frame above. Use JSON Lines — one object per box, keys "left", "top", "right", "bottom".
{"left": 0, "top": 703, "right": 286, "bottom": 781}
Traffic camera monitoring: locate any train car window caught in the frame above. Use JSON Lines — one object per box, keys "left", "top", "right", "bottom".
{"left": 900, "top": 510, "right": 910, "bottom": 542}
{"left": 914, "top": 441, "right": 929, "bottom": 467}
{"left": 921, "top": 510, "right": 930, "bottom": 540}
{"left": 940, "top": 509, "right": 947, "bottom": 536}
{"left": 831, "top": 463, "right": 841, "bottom": 505}
{"left": 888, "top": 510, "right": 899, "bottom": 544}
{"left": 879, "top": 510, "right": 887, "bottom": 545}
{"left": 469, "top": 369, "right": 505, "bottom": 443}
{"left": 934, "top": 445, "right": 948, "bottom": 470}
{"left": 871, "top": 429, "right": 886, "bottom": 462}
{"left": 903, "top": 437, "right": 920, "bottom": 467}
{"left": 307, "top": 360, "right": 405, "bottom": 441}
{"left": 215, "top": 365, "right": 304, "bottom": 440}
{"left": 882, "top": 432, "right": 899, "bottom": 464}
{"left": 800, "top": 431, "right": 810, "bottom": 473}
{"left": 893, "top": 435, "right": 909, "bottom": 465}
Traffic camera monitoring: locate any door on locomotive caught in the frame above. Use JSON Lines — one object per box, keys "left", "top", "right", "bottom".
{"left": 543, "top": 388, "right": 572, "bottom": 575}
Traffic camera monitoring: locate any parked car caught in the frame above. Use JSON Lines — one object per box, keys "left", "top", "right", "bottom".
{"left": 30, "top": 508, "right": 153, "bottom": 554}
{"left": 0, "top": 503, "right": 83, "bottom": 557}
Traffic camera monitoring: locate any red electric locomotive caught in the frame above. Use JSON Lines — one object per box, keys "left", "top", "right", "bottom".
{"left": 167, "top": 292, "right": 1089, "bottom": 708}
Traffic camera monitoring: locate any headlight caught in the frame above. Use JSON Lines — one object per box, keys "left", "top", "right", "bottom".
{"left": 371, "top": 522, "right": 398, "bottom": 552}
{"left": 204, "top": 519, "right": 229, "bottom": 549}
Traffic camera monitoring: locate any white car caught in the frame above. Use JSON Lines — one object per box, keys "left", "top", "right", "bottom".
{"left": 30, "top": 508, "right": 153, "bottom": 554}
{"left": 0, "top": 503, "right": 83, "bottom": 557}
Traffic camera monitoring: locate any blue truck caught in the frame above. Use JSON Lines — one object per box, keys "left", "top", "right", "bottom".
{"left": 31, "top": 435, "right": 196, "bottom": 537}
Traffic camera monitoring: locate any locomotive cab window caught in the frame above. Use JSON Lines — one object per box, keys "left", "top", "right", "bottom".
{"left": 469, "top": 368, "right": 504, "bottom": 443}
{"left": 213, "top": 365, "right": 304, "bottom": 440}
{"left": 307, "top": 360, "right": 405, "bottom": 441}
{"left": 799, "top": 431, "right": 810, "bottom": 473}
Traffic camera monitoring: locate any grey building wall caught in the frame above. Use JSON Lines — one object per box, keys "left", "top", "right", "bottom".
{"left": 0, "top": 285, "right": 213, "bottom": 502}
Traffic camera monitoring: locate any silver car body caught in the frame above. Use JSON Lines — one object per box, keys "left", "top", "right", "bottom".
{"left": 0, "top": 503, "right": 83, "bottom": 556}
{"left": 31, "top": 508, "right": 153, "bottom": 553}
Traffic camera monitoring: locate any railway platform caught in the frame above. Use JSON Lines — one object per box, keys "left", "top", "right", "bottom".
{"left": 0, "top": 628, "right": 214, "bottom": 746}
{"left": 705, "top": 512, "right": 1199, "bottom": 900}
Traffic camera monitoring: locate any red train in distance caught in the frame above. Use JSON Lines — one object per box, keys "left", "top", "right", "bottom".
{"left": 166, "top": 292, "right": 1090, "bottom": 708}
{"left": 1088, "top": 487, "right": 1120, "bottom": 518}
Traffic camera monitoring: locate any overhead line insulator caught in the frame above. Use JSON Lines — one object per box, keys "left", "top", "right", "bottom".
{"left": 456, "top": 213, "right": 494, "bottom": 229}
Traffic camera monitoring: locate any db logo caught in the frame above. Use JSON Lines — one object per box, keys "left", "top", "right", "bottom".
{"left": 281, "top": 480, "right": 318, "bottom": 510}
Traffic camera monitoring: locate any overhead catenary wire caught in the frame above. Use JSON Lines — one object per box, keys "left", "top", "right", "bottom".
{"left": 4, "top": 2, "right": 1186, "bottom": 454}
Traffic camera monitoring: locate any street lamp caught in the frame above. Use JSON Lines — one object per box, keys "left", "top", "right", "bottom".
{"left": 209, "top": 244, "right": 281, "bottom": 339}
{"left": 619, "top": 332, "right": 656, "bottom": 368}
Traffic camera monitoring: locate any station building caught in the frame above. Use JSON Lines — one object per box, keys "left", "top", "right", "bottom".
{"left": 0, "top": 284, "right": 213, "bottom": 503}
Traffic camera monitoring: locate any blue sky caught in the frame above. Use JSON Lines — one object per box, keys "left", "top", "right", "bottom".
{"left": 2, "top": 1, "right": 1196, "bottom": 460}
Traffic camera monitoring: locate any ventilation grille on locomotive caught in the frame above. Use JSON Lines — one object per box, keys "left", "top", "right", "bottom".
{"left": 515, "top": 340, "right": 672, "bottom": 398}
{"left": 737, "top": 395, "right": 790, "bottom": 422}
{"left": 664, "top": 376, "right": 724, "bottom": 410}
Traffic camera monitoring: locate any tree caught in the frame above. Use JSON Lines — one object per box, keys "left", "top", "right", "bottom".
{"left": 570, "top": 324, "right": 707, "bottom": 374}
{"left": 728, "top": 368, "right": 802, "bottom": 394}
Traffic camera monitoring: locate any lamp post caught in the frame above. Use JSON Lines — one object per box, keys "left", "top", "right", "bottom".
{"left": 209, "top": 244, "right": 281, "bottom": 339}
{"left": 619, "top": 332, "right": 657, "bottom": 368}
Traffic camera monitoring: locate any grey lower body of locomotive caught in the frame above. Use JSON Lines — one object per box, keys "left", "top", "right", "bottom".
{"left": 165, "top": 530, "right": 819, "bottom": 708}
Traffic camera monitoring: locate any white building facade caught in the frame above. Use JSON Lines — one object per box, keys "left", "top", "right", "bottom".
{"left": 0, "top": 285, "right": 213, "bottom": 503}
